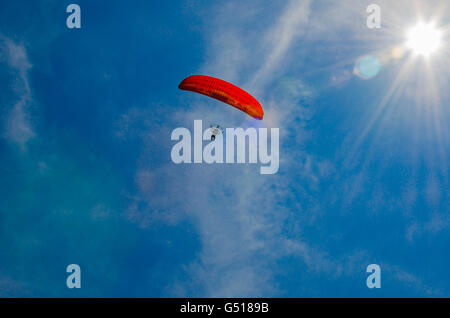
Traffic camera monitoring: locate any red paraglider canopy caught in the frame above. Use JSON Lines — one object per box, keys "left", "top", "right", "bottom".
{"left": 178, "top": 75, "right": 264, "bottom": 120}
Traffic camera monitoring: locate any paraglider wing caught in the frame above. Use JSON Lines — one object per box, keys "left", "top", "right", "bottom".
{"left": 178, "top": 75, "right": 264, "bottom": 120}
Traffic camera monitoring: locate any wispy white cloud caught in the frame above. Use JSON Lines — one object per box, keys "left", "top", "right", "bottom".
{"left": 1, "top": 37, "right": 35, "bottom": 149}
{"left": 119, "top": 0, "right": 347, "bottom": 297}
{"left": 120, "top": 0, "right": 449, "bottom": 296}
{"left": 385, "top": 264, "right": 443, "bottom": 296}
{"left": 247, "top": 0, "right": 311, "bottom": 90}
{"left": 0, "top": 272, "right": 29, "bottom": 297}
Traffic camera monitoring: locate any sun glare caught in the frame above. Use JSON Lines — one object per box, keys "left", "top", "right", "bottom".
{"left": 406, "top": 22, "right": 443, "bottom": 57}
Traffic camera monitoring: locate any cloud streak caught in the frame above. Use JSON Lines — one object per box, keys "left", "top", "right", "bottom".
{"left": 1, "top": 37, "right": 35, "bottom": 149}
{"left": 121, "top": 0, "right": 350, "bottom": 297}
{"left": 120, "top": 0, "right": 449, "bottom": 296}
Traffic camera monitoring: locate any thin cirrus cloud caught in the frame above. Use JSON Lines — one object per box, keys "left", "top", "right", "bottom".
{"left": 0, "top": 0, "right": 446, "bottom": 297}
{"left": 1, "top": 37, "right": 35, "bottom": 150}
{"left": 123, "top": 0, "right": 449, "bottom": 296}
{"left": 124, "top": 0, "right": 354, "bottom": 297}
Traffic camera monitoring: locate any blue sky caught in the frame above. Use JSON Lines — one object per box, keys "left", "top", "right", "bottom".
{"left": 0, "top": 0, "right": 449, "bottom": 297}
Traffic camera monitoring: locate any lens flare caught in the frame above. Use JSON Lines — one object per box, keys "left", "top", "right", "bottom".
{"left": 354, "top": 55, "right": 382, "bottom": 79}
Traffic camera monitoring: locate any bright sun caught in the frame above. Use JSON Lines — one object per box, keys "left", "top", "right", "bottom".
{"left": 406, "top": 22, "right": 443, "bottom": 57}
